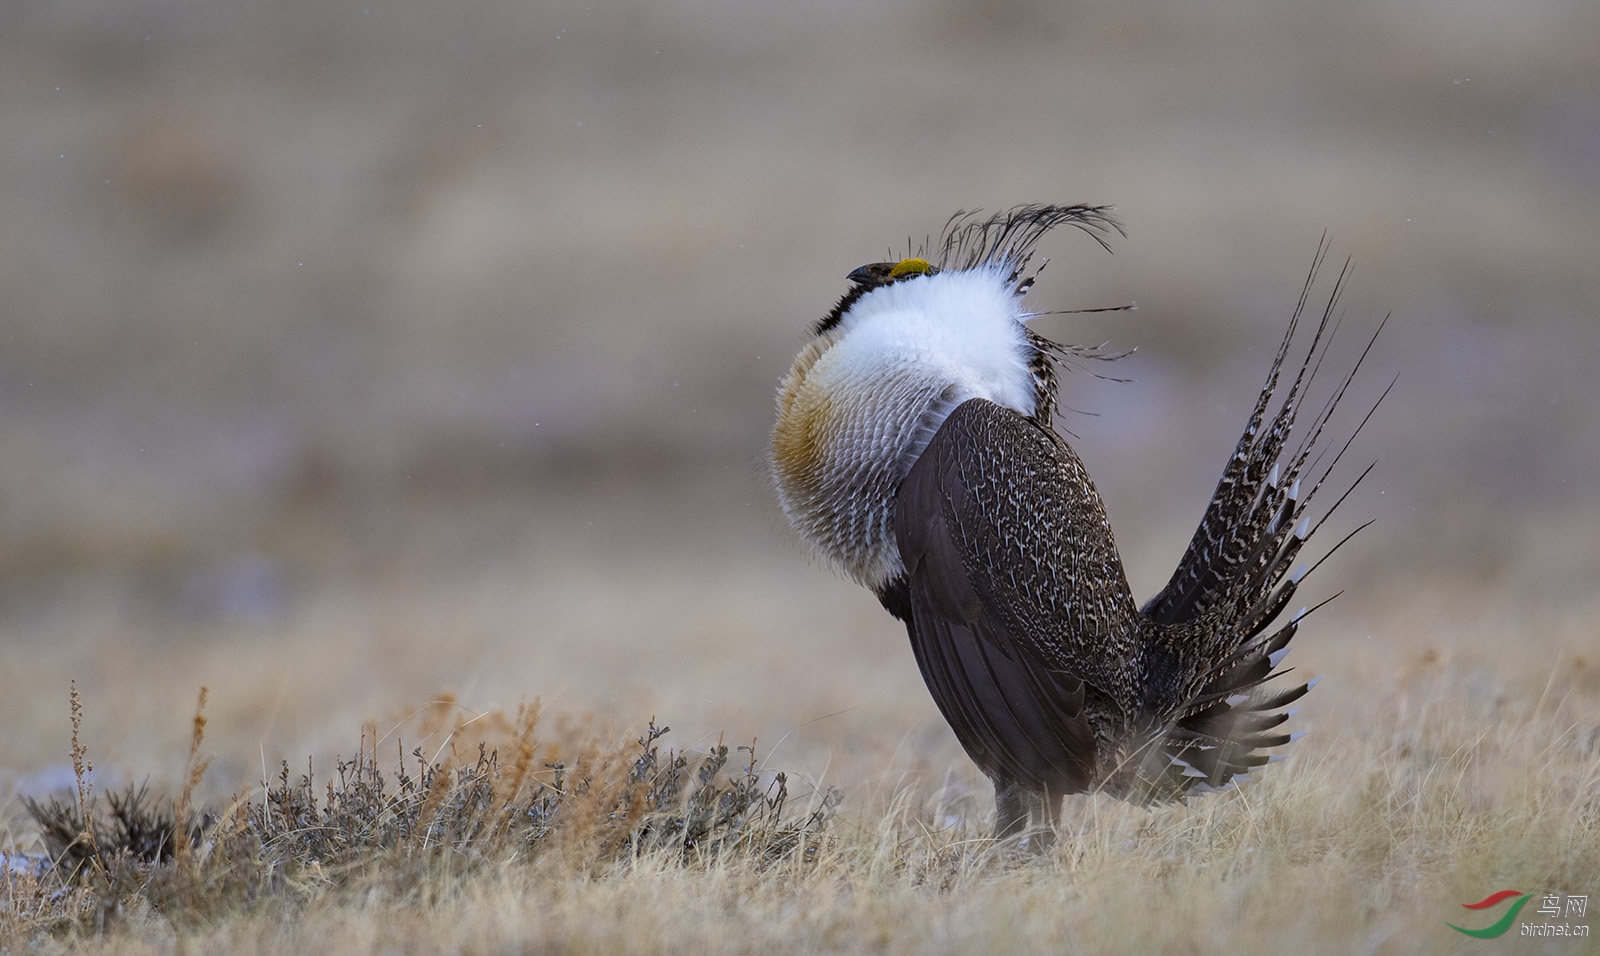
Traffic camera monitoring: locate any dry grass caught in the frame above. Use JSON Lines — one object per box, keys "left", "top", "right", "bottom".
{"left": 4, "top": 628, "right": 1596, "bottom": 954}
{"left": 3, "top": 479, "right": 1596, "bottom": 956}
{"left": 6, "top": 689, "right": 838, "bottom": 943}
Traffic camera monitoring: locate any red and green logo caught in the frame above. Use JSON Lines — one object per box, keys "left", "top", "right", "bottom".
{"left": 1448, "top": 890, "right": 1532, "bottom": 938}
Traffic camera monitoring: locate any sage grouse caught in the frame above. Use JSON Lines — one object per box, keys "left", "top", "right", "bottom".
{"left": 771, "top": 205, "right": 1383, "bottom": 838}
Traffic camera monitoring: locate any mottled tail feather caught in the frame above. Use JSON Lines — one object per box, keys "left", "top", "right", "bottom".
{"left": 1131, "top": 239, "right": 1388, "bottom": 800}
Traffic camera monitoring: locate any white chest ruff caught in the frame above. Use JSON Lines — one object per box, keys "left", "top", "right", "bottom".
{"left": 772, "top": 269, "right": 1039, "bottom": 588}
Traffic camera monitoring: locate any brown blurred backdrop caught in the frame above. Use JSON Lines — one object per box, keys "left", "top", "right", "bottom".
{"left": 1, "top": 0, "right": 1597, "bottom": 799}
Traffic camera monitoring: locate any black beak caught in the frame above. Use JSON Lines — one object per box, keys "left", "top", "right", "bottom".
{"left": 847, "top": 262, "right": 896, "bottom": 286}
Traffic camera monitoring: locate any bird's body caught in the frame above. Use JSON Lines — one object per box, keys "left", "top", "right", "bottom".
{"left": 772, "top": 205, "right": 1380, "bottom": 837}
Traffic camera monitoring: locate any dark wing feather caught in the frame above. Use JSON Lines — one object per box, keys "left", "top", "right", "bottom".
{"left": 901, "top": 594, "right": 1096, "bottom": 794}
{"left": 892, "top": 398, "right": 1143, "bottom": 795}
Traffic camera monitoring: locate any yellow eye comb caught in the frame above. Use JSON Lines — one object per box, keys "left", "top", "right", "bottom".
{"left": 888, "top": 257, "right": 934, "bottom": 278}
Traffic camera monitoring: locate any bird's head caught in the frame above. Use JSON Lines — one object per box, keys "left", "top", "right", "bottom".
{"left": 845, "top": 255, "right": 938, "bottom": 288}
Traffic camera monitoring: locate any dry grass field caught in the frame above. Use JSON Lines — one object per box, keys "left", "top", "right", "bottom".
{"left": 3, "top": 0, "right": 1599, "bottom": 952}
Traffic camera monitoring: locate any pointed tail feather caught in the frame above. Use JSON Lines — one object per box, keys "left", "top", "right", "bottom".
{"left": 1130, "top": 241, "right": 1387, "bottom": 799}
{"left": 1141, "top": 239, "right": 1385, "bottom": 646}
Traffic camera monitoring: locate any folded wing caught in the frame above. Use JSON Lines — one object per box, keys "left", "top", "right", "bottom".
{"left": 892, "top": 398, "right": 1142, "bottom": 795}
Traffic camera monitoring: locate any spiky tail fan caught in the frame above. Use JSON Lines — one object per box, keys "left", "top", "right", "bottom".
{"left": 1133, "top": 240, "right": 1390, "bottom": 798}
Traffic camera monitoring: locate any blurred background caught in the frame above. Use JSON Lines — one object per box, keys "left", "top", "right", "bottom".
{"left": 1, "top": 0, "right": 1596, "bottom": 801}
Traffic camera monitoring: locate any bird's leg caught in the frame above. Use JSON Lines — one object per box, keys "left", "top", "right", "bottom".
{"left": 994, "top": 779, "right": 1064, "bottom": 851}
{"left": 1025, "top": 791, "right": 1061, "bottom": 852}
{"left": 992, "top": 777, "right": 1030, "bottom": 838}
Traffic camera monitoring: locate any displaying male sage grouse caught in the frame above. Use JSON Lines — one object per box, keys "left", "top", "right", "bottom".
{"left": 771, "top": 204, "right": 1384, "bottom": 839}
